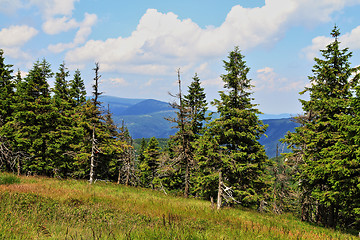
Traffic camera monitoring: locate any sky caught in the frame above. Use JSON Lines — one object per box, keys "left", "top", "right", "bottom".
{"left": 1, "top": 0, "right": 360, "bottom": 114}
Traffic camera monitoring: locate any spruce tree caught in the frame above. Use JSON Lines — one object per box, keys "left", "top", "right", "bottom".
{"left": 8, "top": 59, "right": 55, "bottom": 175}
{"left": 50, "top": 62, "right": 75, "bottom": 177}
{"left": 0, "top": 49, "right": 14, "bottom": 126}
{"left": 283, "top": 26, "right": 360, "bottom": 228}
{"left": 0, "top": 49, "right": 16, "bottom": 172}
{"left": 140, "top": 136, "right": 161, "bottom": 189}
{"left": 195, "top": 46, "right": 268, "bottom": 208}
{"left": 69, "top": 69, "right": 86, "bottom": 107}
{"left": 166, "top": 72, "right": 209, "bottom": 197}
{"left": 183, "top": 73, "right": 208, "bottom": 137}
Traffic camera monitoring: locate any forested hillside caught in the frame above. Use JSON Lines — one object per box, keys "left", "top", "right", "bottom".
{"left": 1, "top": 26, "right": 360, "bottom": 233}
{"left": 101, "top": 96, "right": 297, "bottom": 157}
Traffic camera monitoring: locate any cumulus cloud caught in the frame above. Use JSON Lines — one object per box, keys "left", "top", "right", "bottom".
{"left": 0, "top": 25, "right": 38, "bottom": 47}
{"left": 42, "top": 16, "right": 79, "bottom": 35}
{"left": 47, "top": 13, "right": 97, "bottom": 53}
{"left": 29, "top": 0, "right": 79, "bottom": 19}
{"left": 0, "top": 25, "right": 38, "bottom": 60}
{"left": 302, "top": 24, "right": 360, "bottom": 60}
{"left": 255, "top": 67, "right": 305, "bottom": 92}
{"left": 65, "top": 0, "right": 360, "bottom": 75}
{"left": 0, "top": 0, "right": 23, "bottom": 14}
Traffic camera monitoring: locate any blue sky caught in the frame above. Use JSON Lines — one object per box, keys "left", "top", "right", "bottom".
{"left": 1, "top": 0, "right": 360, "bottom": 114}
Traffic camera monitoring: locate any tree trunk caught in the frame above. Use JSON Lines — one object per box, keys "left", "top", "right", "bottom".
{"left": 17, "top": 156, "right": 20, "bottom": 176}
{"left": 117, "top": 165, "right": 121, "bottom": 184}
{"left": 184, "top": 158, "right": 189, "bottom": 198}
{"left": 89, "top": 126, "right": 95, "bottom": 184}
{"left": 217, "top": 171, "right": 223, "bottom": 210}
{"left": 125, "top": 154, "right": 130, "bottom": 186}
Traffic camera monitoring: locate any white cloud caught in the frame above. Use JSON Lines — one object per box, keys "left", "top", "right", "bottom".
{"left": 0, "top": 0, "right": 22, "bottom": 14}
{"left": 0, "top": 25, "right": 38, "bottom": 60}
{"left": 0, "top": 25, "right": 38, "bottom": 47}
{"left": 29, "top": 0, "right": 79, "bottom": 19}
{"left": 42, "top": 16, "right": 78, "bottom": 35}
{"left": 341, "top": 25, "right": 360, "bottom": 49}
{"left": 302, "top": 24, "right": 360, "bottom": 61}
{"left": 107, "top": 77, "right": 129, "bottom": 86}
{"left": 73, "top": 13, "right": 97, "bottom": 44}
{"left": 47, "top": 13, "right": 97, "bottom": 53}
{"left": 202, "top": 76, "right": 222, "bottom": 87}
{"left": 255, "top": 67, "right": 305, "bottom": 92}
{"left": 65, "top": 1, "right": 360, "bottom": 75}
{"left": 302, "top": 36, "right": 332, "bottom": 60}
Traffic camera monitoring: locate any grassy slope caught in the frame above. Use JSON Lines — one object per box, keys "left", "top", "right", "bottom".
{"left": 0, "top": 172, "right": 356, "bottom": 240}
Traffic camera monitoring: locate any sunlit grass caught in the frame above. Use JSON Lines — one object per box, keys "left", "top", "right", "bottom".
{"left": 0, "top": 172, "right": 357, "bottom": 239}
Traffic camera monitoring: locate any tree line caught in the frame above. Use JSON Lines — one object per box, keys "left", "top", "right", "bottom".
{"left": 1, "top": 26, "right": 360, "bottom": 230}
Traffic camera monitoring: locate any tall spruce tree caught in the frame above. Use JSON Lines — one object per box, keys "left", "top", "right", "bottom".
{"left": 283, "top": 26, "right": 360, "bottom": 228}
{"left": 0, "top": 49, "right": 14, "bottom": 127}
{"left": 183, "top": 73, "right": 208, "bottom": 137}
{"left": 0, "top": 49, "right": 16, "bottom": 172}
{"left": 166, "top": 72, "right": 209, "bottom": 197}
{"left": 50, "top": 62, "right": 76, "bottom": 177}
{"left": 195, "top": 46, "right": 268, "bottom": 208}
{"left": 8, "top": 59, "right": 56, "bottom": 175}
{"left": 167, "top": 69, "right": 193, "bottom": 197}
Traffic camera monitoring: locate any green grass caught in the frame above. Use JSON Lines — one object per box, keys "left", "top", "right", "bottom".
{"left": 0, "top": 172, "right": 357, "bottom": 239}
{"left": 0, "top": 173, "right": 20, "bottom": 185}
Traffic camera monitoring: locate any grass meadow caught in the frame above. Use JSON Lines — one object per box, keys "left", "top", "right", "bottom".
{"left": 0, "top": 172, "right": 357, "bottom": 239}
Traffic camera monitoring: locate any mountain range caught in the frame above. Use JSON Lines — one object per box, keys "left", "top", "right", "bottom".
{"left": 100, "top": 95, "right": 299, "bottom": 158}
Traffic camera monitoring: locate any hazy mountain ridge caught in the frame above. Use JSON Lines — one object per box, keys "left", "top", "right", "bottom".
{"left": 101, "top": 96, "right": 299, "bottom": 157}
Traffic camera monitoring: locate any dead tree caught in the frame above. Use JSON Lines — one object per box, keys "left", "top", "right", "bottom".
{"left": 89, "top": 62, "right": 102, "bottom": 184}
{"left": 167, "top": 69, "right": 192, "bottom": 198}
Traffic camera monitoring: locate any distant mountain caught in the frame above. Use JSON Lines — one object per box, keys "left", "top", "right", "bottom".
{"left": 101, "top": 96, "right": 300, "bottom": 158}
{"left": 100, "top": 96, "right": 144, "bottom": 115}
{"left": 260, "top": 113, "right": 294, "bottom": 120}
{"left": 260, "top": 118, "right": 299, "bottom": 158}
{"left": 121, "top": 99, "right": 172, "bottom": 115}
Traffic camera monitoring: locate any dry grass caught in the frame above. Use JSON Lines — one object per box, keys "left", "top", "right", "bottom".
{"left": 0, "top": 172, "right": 357, "bottom": 240}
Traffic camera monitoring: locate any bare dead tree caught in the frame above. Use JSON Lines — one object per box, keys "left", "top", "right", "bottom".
{"left": 166, "top": 69, "right": 193, "bottom": 198}
{"left": 89, "top": 62, "right": 102, "bottom": 185}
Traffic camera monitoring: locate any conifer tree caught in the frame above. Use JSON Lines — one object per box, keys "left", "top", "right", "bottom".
{"left": 140, "top": 136, "right": 161, "bottom": 189}
{"left": 283, "top": 26, "right": 360, "bottom": 228}
{"left": 7, "top": 59, "right": 55, "bottom": 175}
{"left": 138, "top": 138, "right": 147, "bottom": 164}
{"left": 69, "top": 69, "right": 86, "bottom": 107}
{"left": 0, "top": 49, "right": 16, "bottom": 172}
{"left": 0, "top": 49, "right": 14, "bottom": 127}
{"left": 50, "top": 62, "right": 76, "bottom": 177}
{"left": 183, "top": 73, "right": 208, "bottom": 137}
{"left": 195, "top": 46, "right": 268, "bottom": 208}
{"left": 167, "top": 69, "right": 193, "bottom": 197}
{"left": 166, "top": 72, "right": 209, "bottom": 197}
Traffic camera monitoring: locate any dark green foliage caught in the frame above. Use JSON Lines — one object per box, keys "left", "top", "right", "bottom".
{"left": 0, "top": 52, "right": 129, "bottom": 182}
{"left": 0, "top": 173, "right": 20, "bottom": 185}
{"left": 140, "top": 137, "right": 161, "bottom": 188}
{"left": 165, "top": 72, "right": 209, "bottom": 197}
{"left": 283, "top": 26, "right": 360, "bottom": 228}
{"left": 6, "top": 59, "right": 56, "bottom": 175}
{"left": 183, "top": 73, "right": 209, "bottom": 137}
{"left": 69, "top": 69, "right": 86, "bottom": 107}
{"left": 195, "top": 46, "right": 268, "bottom": 207}
{"left": 0, "top": 49, "right": 14, "bottom": 126}
{"left": 0, "top": 50, "right": 16, "bottom": 172}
